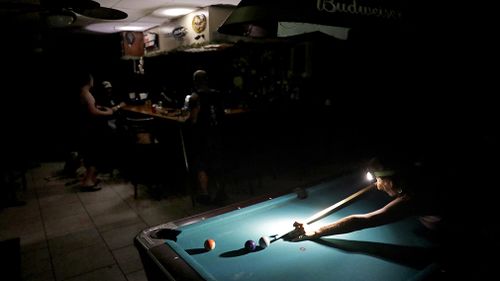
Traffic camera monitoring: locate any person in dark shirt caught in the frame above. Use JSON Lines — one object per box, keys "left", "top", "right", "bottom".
{"left": 97, "top": 81, "right": 124, "bottom": 107}
{"left": 96, "top": 80, "right": 126, "bottom": 131}
{"left": 184, "top": 69, "right": 226, "bottom": 204}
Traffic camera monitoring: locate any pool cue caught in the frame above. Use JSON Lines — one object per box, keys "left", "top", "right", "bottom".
{"left": 272, "top": 183, "right": 375, "bottom": 242}
{"left": 305, "top": 183, "right": 375, "bottom": 224}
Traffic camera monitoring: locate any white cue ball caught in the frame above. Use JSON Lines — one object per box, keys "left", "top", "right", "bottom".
{"left": 259, "top": 236, "right": 270, "bottom": 248}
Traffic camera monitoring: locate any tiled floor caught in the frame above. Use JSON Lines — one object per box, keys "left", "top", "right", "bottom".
{"left": 1, "top": 156, "right": 351, "bottom": 281}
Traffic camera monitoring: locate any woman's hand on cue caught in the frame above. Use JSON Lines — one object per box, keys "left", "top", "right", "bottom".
{"left": 287, "top": 221, "right": 319, "bottom": 242}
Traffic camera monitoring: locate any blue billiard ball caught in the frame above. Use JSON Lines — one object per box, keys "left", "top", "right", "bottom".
{"left": 245, "top": 240, "right": 256, "bottom": 251}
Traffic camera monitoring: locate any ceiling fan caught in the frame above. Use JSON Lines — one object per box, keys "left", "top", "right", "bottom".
{"left": 1, "top": 0, "right": 128, "bottom": 28}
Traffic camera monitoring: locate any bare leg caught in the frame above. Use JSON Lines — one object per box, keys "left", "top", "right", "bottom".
{"left": 198, "top": 170, "right": 209, "bottom": 195}
{"left": 82, "top": 166, "right": 97, "bottom": 187}
{"left": 80, "top": 166, "right": 101, "bottom": 192}
{"left": 195, "top": 170, "right": 211, "bottom": 204}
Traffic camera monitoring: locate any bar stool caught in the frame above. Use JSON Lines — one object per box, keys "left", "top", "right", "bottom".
{"left": 122, "top": 116, "right": 162, "bottom": 199}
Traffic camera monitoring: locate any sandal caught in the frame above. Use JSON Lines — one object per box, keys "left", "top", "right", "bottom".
{"left": 80, "top": 180, "right": 102, "bottom": 192}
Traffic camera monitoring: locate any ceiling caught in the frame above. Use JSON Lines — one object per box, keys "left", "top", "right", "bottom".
{"left": 1, "top": 0, "right": 241, "bottom": 33}
{"left": 81, "top": 0, "right": 241, "bottom": 33}
{"left": 79, "top": 0, "right": 240, "bottom": 33}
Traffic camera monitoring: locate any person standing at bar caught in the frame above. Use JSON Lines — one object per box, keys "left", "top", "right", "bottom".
{"left": 77, "top": 73, "right": 122, "bottom": 191}
{"left": 96, "top": 80, "right": 126, "bottom": 132}
{"left": 184, "top": 69, "right": 226, "bottom": 204}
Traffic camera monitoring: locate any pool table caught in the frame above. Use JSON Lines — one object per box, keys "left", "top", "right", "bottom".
{"left": 135, "top": 172, "right": 441, "bottom": 281}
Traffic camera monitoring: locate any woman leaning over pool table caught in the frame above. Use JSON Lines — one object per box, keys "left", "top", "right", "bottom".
{"left": 291, "top": 156, "right": 449, "bottom": 240}
{"left": 288, "top": 153, "right": 500, "bottom": 278}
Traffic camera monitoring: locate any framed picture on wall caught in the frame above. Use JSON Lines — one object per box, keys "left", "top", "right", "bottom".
{"left": 121, "top": 31, "right": 144, "bottom": 57}
{"left": 144, "top": 32, "right": 159, "bottom": 52}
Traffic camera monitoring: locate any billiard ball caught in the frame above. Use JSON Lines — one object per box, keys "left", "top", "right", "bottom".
{"left": 244, "top": 240, "right": 256, "bottom": 251}
{"left": 258, "top": 236, "right": 270, "bottom": 249}
{"left": 294, "top": 187, "right": 308, "bottom": 199}
{"left": 204, "top": 239, "right": 216, "bottom": 251}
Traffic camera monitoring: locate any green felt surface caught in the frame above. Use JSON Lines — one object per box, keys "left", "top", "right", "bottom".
{"left": 163, "top": 173, "right": 439, "bottom": 281}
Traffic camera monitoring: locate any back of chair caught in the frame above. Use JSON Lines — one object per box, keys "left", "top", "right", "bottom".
{"left": 123, "top": 116, "right": 156, "bottom": 145}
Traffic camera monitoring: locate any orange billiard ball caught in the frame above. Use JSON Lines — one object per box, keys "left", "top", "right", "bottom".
{"left": 204, "top": 239, "right": 216, "bottom": 251}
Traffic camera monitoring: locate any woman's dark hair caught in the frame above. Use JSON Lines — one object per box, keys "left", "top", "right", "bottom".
{"left": 72, "top": 71, "right": 93, "bottom": 92}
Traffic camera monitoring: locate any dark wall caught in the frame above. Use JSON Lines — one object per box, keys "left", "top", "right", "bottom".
{"left": 3, "top": 26, "right": 125, "bottom": 162}
{"left": 2, "top": 1, "right": 496, "bottom": 168}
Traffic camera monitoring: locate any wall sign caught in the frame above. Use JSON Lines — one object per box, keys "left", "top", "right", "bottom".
{"left": 192, "top": 14, "right": 207, "bottom": 33}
